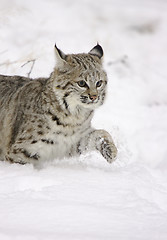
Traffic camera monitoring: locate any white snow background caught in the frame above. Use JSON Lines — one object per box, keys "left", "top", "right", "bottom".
{"left": 0, "top": 0, "right": 167, "bottom": 239}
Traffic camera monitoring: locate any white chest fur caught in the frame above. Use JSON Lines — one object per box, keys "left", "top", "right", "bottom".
{"left": 28, "top": 133, "right": 79, "bottom": 162}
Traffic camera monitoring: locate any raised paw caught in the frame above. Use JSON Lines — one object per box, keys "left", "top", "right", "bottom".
{"left": 90, "top": 129, "right": 117, "bottom": 163}
{"left": 99, "top": 138, "right": 117, "bottom": 163}
{"left": 86, "top": 129, "right": 117, "bottom": 163}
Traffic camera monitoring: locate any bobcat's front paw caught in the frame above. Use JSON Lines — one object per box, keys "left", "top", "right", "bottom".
{"left": 95, "top": 130, "right": 117, "bottom": 163}
{"left": 99, "top": 138, "right": 117, "bottom": 163}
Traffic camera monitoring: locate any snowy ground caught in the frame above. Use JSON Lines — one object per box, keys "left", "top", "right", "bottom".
{"left": 0, "top": 0, "right": 167, "bottom": 239}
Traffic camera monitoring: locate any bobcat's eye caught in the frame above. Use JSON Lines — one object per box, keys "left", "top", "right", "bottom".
{"left": 96, "top": 80, "right": 103, "bottom": 88}
{"left": 77, "top": 80, "right": 87, "bottom": 88}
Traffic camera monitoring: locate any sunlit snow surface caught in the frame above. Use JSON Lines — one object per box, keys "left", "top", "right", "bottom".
{"left": 0, "top": 0, "right": 167, "bottom": 239}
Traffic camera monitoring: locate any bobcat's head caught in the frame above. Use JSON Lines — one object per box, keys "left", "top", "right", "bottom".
{"left": 52, "top": 44, "right": 108, "bottom": 112}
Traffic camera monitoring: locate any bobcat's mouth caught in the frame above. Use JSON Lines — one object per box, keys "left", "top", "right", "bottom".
{"left": 80, "top": 95, "right": 100, "bottom": 105}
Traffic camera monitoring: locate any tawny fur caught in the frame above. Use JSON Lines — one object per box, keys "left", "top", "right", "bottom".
{"left": 0, "top": 44, "right": 117, "bottom": 165}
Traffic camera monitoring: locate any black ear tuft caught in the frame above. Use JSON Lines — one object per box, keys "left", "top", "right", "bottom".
{"left": 55, "top": 43, "right": 66, "bottom": 61}
{"left": 89, "top": 44, "right": 103, "bottom": 59}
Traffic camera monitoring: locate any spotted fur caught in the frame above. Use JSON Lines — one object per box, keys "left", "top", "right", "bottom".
{"left": 0, "top": 44, "right": 117, "bottom": 165}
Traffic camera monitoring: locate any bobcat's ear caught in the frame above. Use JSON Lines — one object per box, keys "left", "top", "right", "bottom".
{"left": 89, "top": 44, "right": 103, "bottom": 59}
{"left": 54, "top": 44, "right": 67, "bottom": 69}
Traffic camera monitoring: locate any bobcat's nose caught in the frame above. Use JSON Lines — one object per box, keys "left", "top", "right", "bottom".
{"left": 89, "top": 94, "right": 97, "bottom": 101}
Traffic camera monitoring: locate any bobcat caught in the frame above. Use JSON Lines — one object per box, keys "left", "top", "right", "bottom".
{"left": 0, "top": 44, "right": 117, "bottom": 165}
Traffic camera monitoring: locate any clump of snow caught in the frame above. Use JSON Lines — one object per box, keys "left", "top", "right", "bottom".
{"left": 0, "top": 0, "right": 167, "bottom": 239}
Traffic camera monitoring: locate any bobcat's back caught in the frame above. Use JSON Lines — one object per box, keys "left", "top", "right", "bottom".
{"left": 0, "top": 75, "right": 31, "bottom": 98}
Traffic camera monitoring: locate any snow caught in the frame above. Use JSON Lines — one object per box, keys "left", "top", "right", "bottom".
{"left": 0, "top": 0, "right": 167, "bottom": 239}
